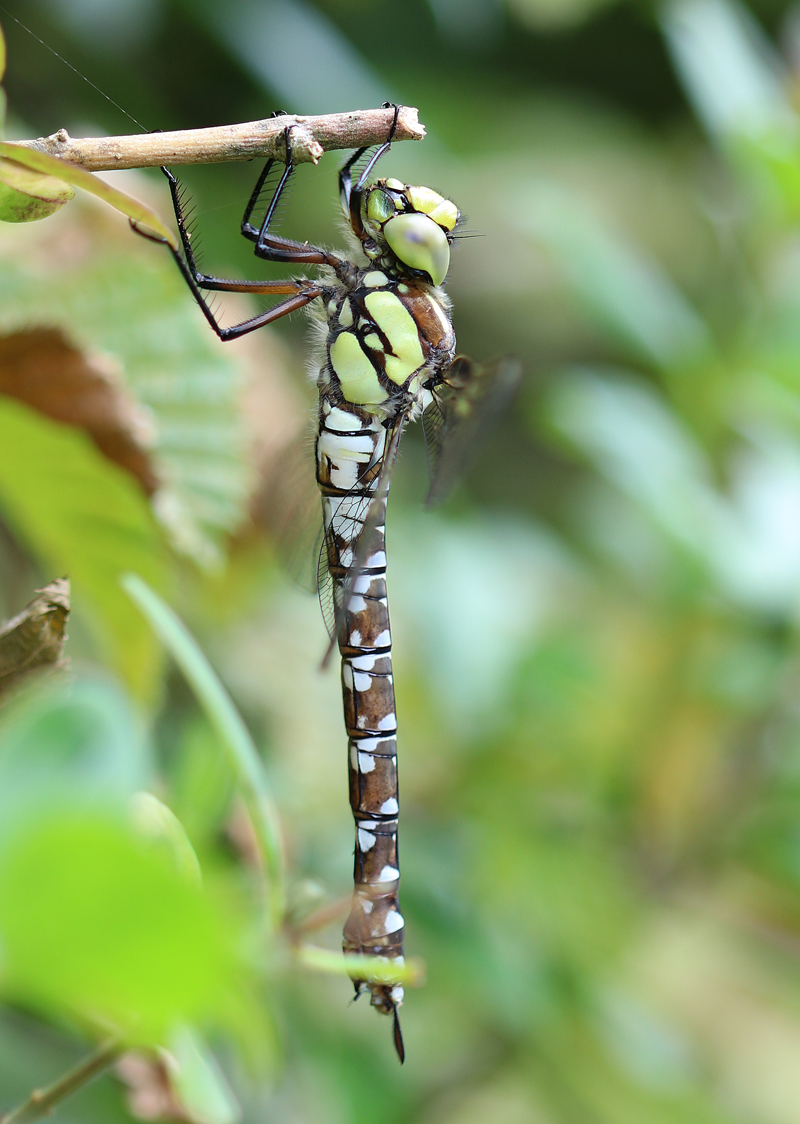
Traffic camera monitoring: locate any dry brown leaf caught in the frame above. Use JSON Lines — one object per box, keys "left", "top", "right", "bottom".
{"left": 0, "top": 577, "right": 70, "bottom": 699}
{"left": 116, "top": 1052, "right": 188, "bottom": 1123}
{"left": 0, "top": 327, "right": 158, "bottom": 493}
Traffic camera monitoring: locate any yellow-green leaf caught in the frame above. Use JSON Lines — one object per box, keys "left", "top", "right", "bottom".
{"left": 0, "top": 813, "right": 235, "bottom": 1045}
{"left": 0, "top": 142, "right": 176, "bottom": 245}
{"left": 0, "top": 156, "right": 75, "bottom": 222}
{"left": 0, "top": 398, "right": 167, "bottom": 697}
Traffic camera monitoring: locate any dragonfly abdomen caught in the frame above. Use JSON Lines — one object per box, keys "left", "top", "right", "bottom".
{"left": 316, "top": 400, "right": 405, "bottom": 1018}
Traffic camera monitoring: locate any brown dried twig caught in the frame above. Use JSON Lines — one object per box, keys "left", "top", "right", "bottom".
{"left": 11, "top": 106, "right": 425, "bottom": 172}
{"left": 0, "top": 1038, "right": 121, "bottom": 1124}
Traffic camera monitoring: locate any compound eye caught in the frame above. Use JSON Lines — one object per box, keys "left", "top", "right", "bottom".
{"left": 383, "top": 212, "right": 450, "bottom": 286}
{"left": 366, "top": 188, "right": 395, "bottom": 225}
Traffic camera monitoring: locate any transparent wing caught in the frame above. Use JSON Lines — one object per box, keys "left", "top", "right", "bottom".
{"left": 423, "top": 355, "right": 522, "bottom": 508}
{"left": 318, "top": 416, "right": 406, "bottom": 668}
{"left": 254, "top": 424, "right": 321, "bottom": 593}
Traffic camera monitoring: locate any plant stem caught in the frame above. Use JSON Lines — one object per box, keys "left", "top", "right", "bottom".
{"left": 121, "top": 574, "right": 286, "bottom": 923}
{"left": 11, "top": 106, "right": 424, "bottom": 171}
{"left": 1, "top": 1039, "right": 122, "bottom": 1124}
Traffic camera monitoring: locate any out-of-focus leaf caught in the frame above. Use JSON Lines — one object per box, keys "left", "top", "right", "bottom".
{"left": 0, "top": 676, "right": 244, "bottom": 1065}
{"left": 506, "top": 0, "right": 618, "bottom": 31}
{"left": 0, "top": 813, "right": 235, "bottom": 1045}
{"left": 0, "top": 209, "right": 253, "bottom": 567}
{"left": 164, "top": 1026, "right": 241, "bottom": 1124}
{"left": 296, "top": 945, "right": 425, "bottom": 987}
{"left": 0, "top": 397, "right": 166, "bottom": 697}
{"left": 0, "top": 143, "right": 176, "bottom": 244}
{"left": 662, "top": 0, "right": 793, "bottom": 141}
{"left": 122, "top": 574, "right": 284, "bottom": 919}
{"left": 0, "top": 157, "right": 75, "bottom": 222}
{"left": 0, "top": 22, "right": 6, "bottom": 137}
{"left": 547, "top": 367, "right": 800, "bottom": 613}
{"left": 130, "top": 792, "right": 202, "bottom": 885}
{"left": 662, "top": 0, "right": 800, "bottom": 213}
{"left": 0, "top": 676, "right": 150, "bottom": 834}
{"left": 170, "top": 718, "right": 235, "bottom": 851}
{"left": 0, "top": 578, "right": 70, "bottom": 700}
{"left": 0, "top": 328, "right": 157, "bottom": 493}
{"left": 518, "top": 181, "right": 712, "bottom": 371}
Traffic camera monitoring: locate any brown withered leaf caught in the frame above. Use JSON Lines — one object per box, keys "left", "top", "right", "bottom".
{"left": 0, "top": 578, "right": 70, "bottom": 699}
{"left": 0, "top": 327, "right": 158, "bottom": 493}
{"left": 116, "top": 1052, "right": 188, "bottom": 1123}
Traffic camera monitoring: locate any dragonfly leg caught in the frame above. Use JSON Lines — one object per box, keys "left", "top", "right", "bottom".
{"left": 339, "top": 103, "right": 402, "bottom": 236}
{"left": 132, "top": 167, "right": 324, "bottom": 341}
{"left": 241, "top": 118, "right": 292, "bottom": 242}
{"left": 168, "top": 245, "right": 323, "bottom": 340}
{"left": 237, "top": 126, "right": 340, "bottom": 267}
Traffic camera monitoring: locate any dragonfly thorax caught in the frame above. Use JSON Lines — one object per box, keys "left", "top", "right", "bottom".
{"left": 323, "top": 271, "right": 456, "bottom": 409}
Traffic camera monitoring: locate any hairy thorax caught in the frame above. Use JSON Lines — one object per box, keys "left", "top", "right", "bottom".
{"left": 319, "top": 266, "right": 456, "bottom": 413}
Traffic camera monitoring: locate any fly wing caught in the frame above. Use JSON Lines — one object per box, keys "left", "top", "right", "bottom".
{"left": 318, "top": 416, "right": 406, "bottom": 668}
{"left": 423, "top": 355, "right": 522, "bottom": 508}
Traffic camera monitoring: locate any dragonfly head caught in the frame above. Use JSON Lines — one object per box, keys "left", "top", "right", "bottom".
{"left": 361, "top": 179, "right": 460, "bottom": 287}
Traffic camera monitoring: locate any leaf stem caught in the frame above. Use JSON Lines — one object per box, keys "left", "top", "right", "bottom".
{"left": 0, "top": 1039, "right": 122, "bottom": 1124}
{"left": 296, "top": 945, "right": 426, "bottom": 988}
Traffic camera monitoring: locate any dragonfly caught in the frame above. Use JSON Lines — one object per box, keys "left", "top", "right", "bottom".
{"left": 133, "top": 104, "right": 518, "bottom": 1063}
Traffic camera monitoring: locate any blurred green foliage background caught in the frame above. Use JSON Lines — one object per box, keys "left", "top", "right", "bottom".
{"left": 5, "top": 0, "right": 800, "bottom": 1121}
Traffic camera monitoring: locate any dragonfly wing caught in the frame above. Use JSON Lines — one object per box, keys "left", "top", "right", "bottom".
{"left": 256, "top": 423, "right": 322, "bottom": 593}
{"left": 423, "top": 355, "right": 522, "bottom": 508}
{"left": 318, "top": 416, "right": 405, "bottom": 667}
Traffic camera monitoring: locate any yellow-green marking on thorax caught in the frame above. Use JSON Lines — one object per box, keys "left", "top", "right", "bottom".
{"left": 364, "top": 290, "right": 424, "bottom": 386}
{"left": 330, "top": 330, "right": 388, "bottom": 405}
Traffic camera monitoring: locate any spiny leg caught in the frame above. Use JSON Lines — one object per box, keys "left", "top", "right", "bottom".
{"left": 241, "top": 124, "right": 295, "bottom": 251}
{"left": 131, "top": 167, "right": 324, "bottom": 341}
{"left": 339, "top": 103, "right": 402, "bottom": 234}
{"left": 238, "top": 125, "right": 341, "bottom": 266}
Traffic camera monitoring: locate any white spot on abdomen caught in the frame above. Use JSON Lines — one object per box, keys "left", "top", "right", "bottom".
{"left": 358, "top": 829, "right": 376, "bottom": 851}
{"left": 379, "top": 797, "right": 399, "bottom": 814}
{"left": 383, "top": 910, "right": 404, "bottom": 933}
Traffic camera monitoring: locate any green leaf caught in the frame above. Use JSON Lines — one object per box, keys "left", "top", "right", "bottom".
{"left": 130, "top": 792, "right": 203, "bottom": 885}
{"left": 0, "top": 677, "right": 151, "bottom": 835}
{"left": 296, "top": 945, "right": 425, "bottom": 987}
{"left": 0, "top": 21, "right": 6, "bottom": 137}
{"left": 0, "top": 677, "right": 241, "bottom": 1050}
{"left": 122, "top": 574, "right": 285, "bottom": 921}
{"left": 662, "top": 0, "right": 800, "bottom": 214}
{"left": 0, "top": 398, "right": 167, "bottom": 697}
{"left": 169, "top": 717, "right": 235, "bottom": 852}
{"left": 517, "top": 181, "right": 712, "bottom": 371}
{"left": 0, "top": 216, "right": 252, "bottom": 567}
{"left": 0, "top": 157, "right": 75, "bottom": 223}
{"left": 0, "top": 813, "right": 235, "bottom": 1045}
{"left": 0, "top": 144, "right": 176, "bottom": 244}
